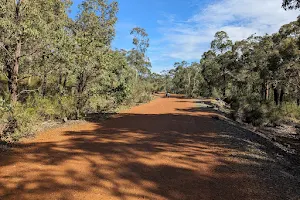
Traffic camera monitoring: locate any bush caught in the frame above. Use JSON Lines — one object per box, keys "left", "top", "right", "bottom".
{"left": 0, "top": 94, "right": 78, "bottom": 143}
{"left": 280, "top": 103, "right": 300, "bottom": 120}
{"left": 211, "top": 88, "right": 221, "bottom": 98}
{"left": 229, "top": 92, "right": 300, "bottom": 126}
{"left": 12, "top": 103, "right": 41, "bottom": 141}
{"left": 85, "top": 95, "right": 116, "bottom": 113}
{"left": 0, "top": 79, "right": 155, "bottom": 143}
{"left": 0, "top": 98, "right": 14, "bottom": 142}
{"left": 24, "top": 94, "right": 77, "bottom": 120}
{"left": 230, "top": 94, "right": 269, "bottom": 126}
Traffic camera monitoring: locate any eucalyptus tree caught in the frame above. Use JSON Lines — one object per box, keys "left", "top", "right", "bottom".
{"left": 161, "top": 70, "right": 174, "bottom": 93}
{"left": 0, "top": 0, "right": 70, "bottom": 103}
{"left": 127, "top": 27, "right": 151, "bottom": 80}
{"left": 189, "top": 62, "right": 203, "bottom": 97}
{"left": 275, "top": 20, "right": 300, "bottom": 104}
{"left": 171, "top": 61, "right": 189, "bottom": 94}
{"left": 200, "top": 50, "right": 220, "bottom": 96}
{"left": 282, "top": 0, "right": 300, "bottom": 9}
{"left": 71, "top": 0, "right": 118, "bottom": 117}
{"left": 211, "top": 31, "right": 233, "bottom": 97}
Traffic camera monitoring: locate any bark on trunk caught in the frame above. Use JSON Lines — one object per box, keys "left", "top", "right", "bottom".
{"left": 76, "top": 72, "right": 88, "bottom": 119}
{"left": 203, "top": 76, "right": 212, "bottom": 96}
{"left": 63, "top": 73, "right": 68, "bottom": 89}
{"left": 58, "top": 70, "right": 62, "bottom": 86}
{"left": 223, "top": 67, "right": 226, "bottom": 97}
{"left": 187, "top": 73, "right": 191, "bottom": 96}
{"left": 279, "top": 87, "right": 285, "bottom": 105}
{"left": 262, "top": 82, "right": 269, "bottom": 101}
{"left": 261, "top": 83, "right": 265, "bottom": 101}
{"left": 274, "top": 87, "right": 279, "bottom": 106}
{"left": 266, "top": 82, "right": 269, "bottom": 100}
{"left": 10, "top": 41, "right": 21, "bottom": 103}
{"left": 41, "top": 54, "right": 47, "bottom": 97}
{"left": 41, "top": 72, "right": 47, "bottom": 97}
{"left": 192, "top": 71, "right": 198, "bottom": 96}
{"left": 9, "top": 1, "right": 22, "bottom": 104}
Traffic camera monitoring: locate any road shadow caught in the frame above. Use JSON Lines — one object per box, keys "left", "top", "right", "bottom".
{"left": 176, "top": 98, "right": 228, "bottom": 117}
{"left": 1, "top": 111, "right": 299, "bottom": 199}
{"left": 176, "top": 107, "right": 224, "bottom": 116}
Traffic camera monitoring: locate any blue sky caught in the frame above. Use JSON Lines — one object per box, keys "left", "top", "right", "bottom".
{"left": 70, "top": 0, "right": 299, "bottom": 73}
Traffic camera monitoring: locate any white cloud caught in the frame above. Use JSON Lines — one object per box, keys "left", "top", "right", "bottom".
{"left": 156, "top": 0, "right": 299, "bottom": 61}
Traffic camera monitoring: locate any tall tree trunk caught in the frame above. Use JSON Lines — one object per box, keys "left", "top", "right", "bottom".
{"left": 262, "top": 81, "right": 269, "bottom": 101}
{"left": 41, "top": 71, "right": 47, "bottom": 97}
{"left": 57, "top": 68, "right": 63, "bottom": 94}
{"left": 135, "top": 67, "right": 138, "bottom": 82}
{"left": 41, "top": 54, "right": 47, "bottom": 97}
{"left": 203, "top": 76, "right": 212, "bottom": 96}
{"left": 279, "top": 87, "right": 285, "bottom": 105}
{"left": 76, "top": 72, "right": 88, "bottom": 119}
{"left": 266, "top": 82, "right": 269, "bottom": 100}
{"left": 192, "top": 71, "right": 198, "bottom": 96}
{"left": 261, "top": 83, "right": 265, "bottom": 101}
{"left": 6, "top": 54, "right": 13, "bottom": 94}
{"left": 58, "top": 70, "right": 62, "bottom": 85}
{"left": 223, "top": 66, "right": 226, "bottom": 97}
{"left": 187, "top": 72, "right": 191, "bottom": 96}
{"left": 63, "top": 73, "right": 68, "bottom": 89}
{"left": 9, "top": 1, "right": 22, "bottom": 104}
{"left": 274, "top": 87, "right": 279, "bottom": 106}
{"left": 9, "top": 41, "right": 21, "bottom": 104}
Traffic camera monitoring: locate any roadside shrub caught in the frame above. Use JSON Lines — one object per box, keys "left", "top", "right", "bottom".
{"left": 59, "top": 95, "right": 77, "bottom": 119}
{"left": 0, "top": 94, "right": 78, "bottom": 143}
{"left": 24, "top": 94, "right": 77, "bottom": 120}
{"left": 1, "top": 78, "right": 155, "bottom": 142}
{"left": 266, "top": 107, "right": 282, "bottom": 125}
{"left": 230, "top": 94, "right": 269, "bottom": 126}
{"left": 0, "top": 97, "right": 14, "bottom": 142}
{"left": 85, "top": 95, "right": 116, "bottom": 113}
{"left": 211, "top": 88, "right": 221, "bottom": 98}
{"left": 12, "top": 103, "right": 41, "bottom": 141}
{"left": 280, "top": 103, "right": 300, "bottom": 120}
{"left": 229, "top": 93, "right": 300, "bottom": 126}
{"left": 137, "top": 92, "right": 152, "bottom": 103}
{"left": 130, "top": 83, "right": 153, "bottom": 104}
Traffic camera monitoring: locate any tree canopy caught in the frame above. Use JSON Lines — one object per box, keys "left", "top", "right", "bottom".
{"left": 0, "top": 0, "right": 158, "bottom": 141}
{"left": 1, "top": 0, "right": 300, "bottom": 140}
{"left": 282, "top": 0, "right": 300, "bottom": 9}
{"left": 162, "top": 18, "right": 300, "bottom": 125}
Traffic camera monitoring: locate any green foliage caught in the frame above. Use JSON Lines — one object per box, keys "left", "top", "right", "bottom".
{"left": 211, "top": 88, "right": 221, "bottom": 99}
{"left": 279, "top": 103, "right": 300, "bottom": 120}
{"left": 0, "top": 0, "right": 160, "bottom": 142}
{"left": 127, "top": 27, "right": 152, "bottom": 79}
{"left": 165, "top": 19, "right": 300, "bottom": 126}
{"left": 12, "top": 103, "right": 41, "bottom": 141}
{"left": 29, "top": 95, "right": 76, "bottom": 120}
{"left": 3, "top": 0, "right": 298, "bottom": 142}
{"left": 0, "top": 94, "right": 78, "bottom": 143}
{"left": 282, "top": 0, "right": 300, "bottom": 9}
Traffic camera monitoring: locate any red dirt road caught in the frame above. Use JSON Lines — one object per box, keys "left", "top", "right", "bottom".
{"left": 0, "top": 97, "right": 299, "bottom": 200}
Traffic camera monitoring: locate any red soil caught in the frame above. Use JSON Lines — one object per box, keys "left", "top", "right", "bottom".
{"left": 0, "top": 96, "right": 299, "bottom": 200}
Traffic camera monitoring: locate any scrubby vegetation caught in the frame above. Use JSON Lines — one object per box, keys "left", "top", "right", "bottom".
{"left": 1, "top": 0, "right": 299, "bottom": 142}
{"left": 162, "top": 17, "right": 300, "bottom": 126}
{"left": 0, "top": 0, "right": 162, "bottom": 142}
